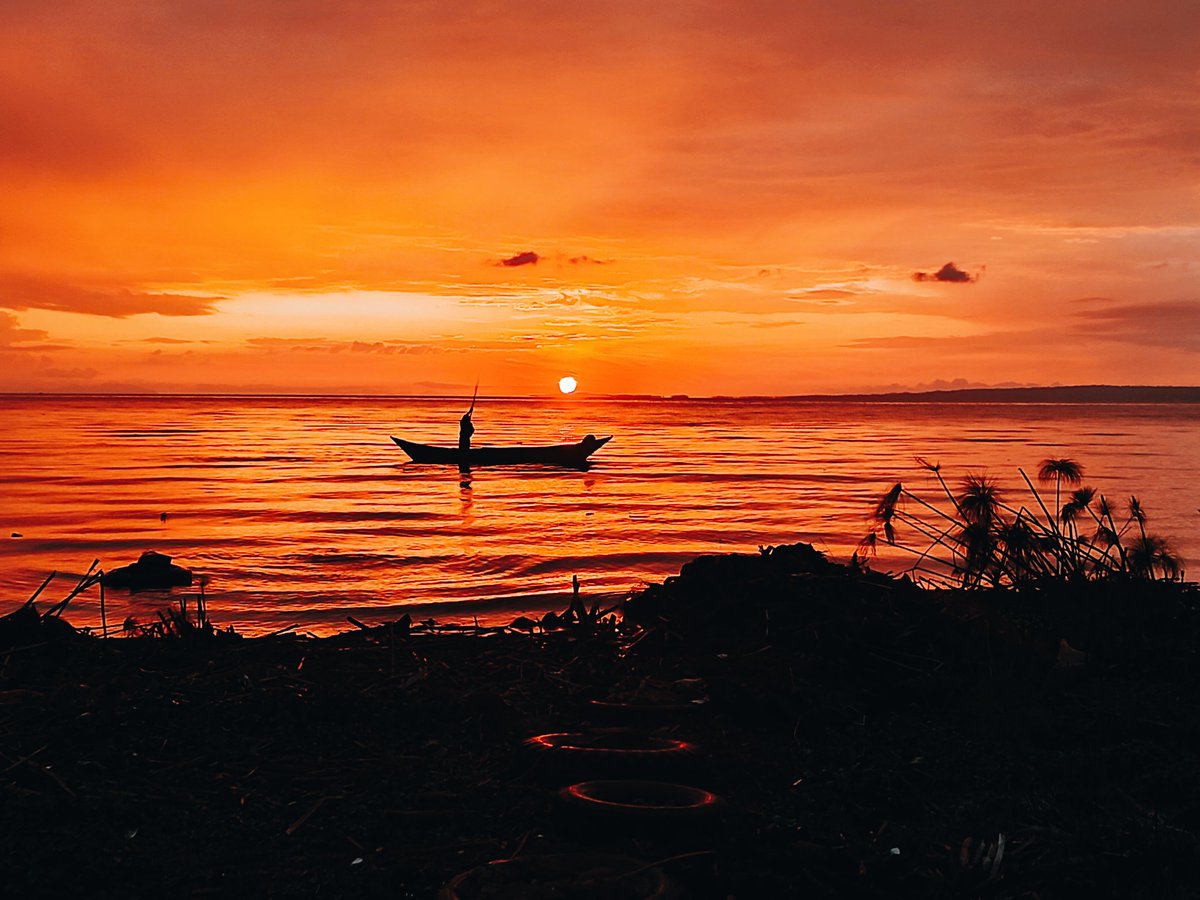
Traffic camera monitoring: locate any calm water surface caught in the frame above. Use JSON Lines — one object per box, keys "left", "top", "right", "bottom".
{"left": 1, "top": 395, "right": 1197, "bottom": 635}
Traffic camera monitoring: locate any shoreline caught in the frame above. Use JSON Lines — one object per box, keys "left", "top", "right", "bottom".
{"left": 0, "top": 581, "right": 635, "bottom": 639}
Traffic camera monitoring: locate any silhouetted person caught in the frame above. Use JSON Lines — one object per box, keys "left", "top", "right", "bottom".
{"left": 566, "top": 573, "right": 587, "bottom": 623}
{"left": 458, "top": 408, "right": 475, "bottom": 453}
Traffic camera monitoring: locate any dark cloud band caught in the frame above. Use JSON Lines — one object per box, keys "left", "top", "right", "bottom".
{"left": 913, "top": 262, "right": 976, "bottom": 283}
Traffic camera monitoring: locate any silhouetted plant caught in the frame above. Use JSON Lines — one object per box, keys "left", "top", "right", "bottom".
{"left": 1128, "top": 534, "right": 1182, "bottom": 580}
{"left": 860, "top": 459, "right": 1184, "bottom": 588}
{"left": 1038, "top": 457, "right": 1084, "bottom": 523}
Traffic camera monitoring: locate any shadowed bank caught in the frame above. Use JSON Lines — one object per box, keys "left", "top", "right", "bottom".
{"left": 1, "top": 538, "right": 1198, "bottom": 898}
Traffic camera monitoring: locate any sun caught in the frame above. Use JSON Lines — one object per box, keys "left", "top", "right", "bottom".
{"left": 558, "top": 375, "right": 578, "bottom": 394}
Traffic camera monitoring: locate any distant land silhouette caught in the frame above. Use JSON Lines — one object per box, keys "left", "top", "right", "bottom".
{"left": 793, "top": 385, "right": 1200, "bottom": 403}
{"left": 3, "top": 385, "right": 1199, "bottom": 402}
{"left": 609, "top": 385, "right": 1200, "bottom": 403}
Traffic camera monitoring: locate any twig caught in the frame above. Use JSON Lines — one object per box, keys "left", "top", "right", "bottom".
{"left": 1, "top": 744, "right": 47, "bottom": 774}
{"left": 286, "top": 795, "right": 340, "bottom": 836}
{"left": 22, "top": 572, "right": 57, "bottom": 609}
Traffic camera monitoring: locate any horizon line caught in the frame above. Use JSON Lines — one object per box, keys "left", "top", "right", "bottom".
{"left": 2, "top": 384, "right": 1199, "bottom": 402}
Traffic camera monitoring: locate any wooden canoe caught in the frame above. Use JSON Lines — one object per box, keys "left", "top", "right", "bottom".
{"left": 391, "top": 434, "right": 612, "bottom": 467}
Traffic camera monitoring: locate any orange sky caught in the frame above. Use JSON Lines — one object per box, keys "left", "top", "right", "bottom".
{"left": 1, "top": 1, "right": 1198, "bottom": 395}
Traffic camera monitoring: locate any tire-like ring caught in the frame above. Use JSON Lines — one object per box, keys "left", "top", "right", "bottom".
{"left": 558, "top": 779, "right": 722, "bottom": 821}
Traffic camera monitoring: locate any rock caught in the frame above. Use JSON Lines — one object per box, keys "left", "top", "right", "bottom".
{"left": 102, "top": 551, "right": 193, "bottom": 591}
{"left": 0, "top": 604, "right": 80, "bottom": 649}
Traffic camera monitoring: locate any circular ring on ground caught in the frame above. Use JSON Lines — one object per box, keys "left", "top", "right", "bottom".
{"left": 557, "top": 779, "right": 723, "bottom": 821}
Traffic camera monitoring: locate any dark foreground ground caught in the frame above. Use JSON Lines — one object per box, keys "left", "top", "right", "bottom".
{"left": 2, "top": 544, "right": 1199, "bottom": 899}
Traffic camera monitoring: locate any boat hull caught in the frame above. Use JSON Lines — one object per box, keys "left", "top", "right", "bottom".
{"left": 391, "top": 435, "right": 611, "bottom": 467}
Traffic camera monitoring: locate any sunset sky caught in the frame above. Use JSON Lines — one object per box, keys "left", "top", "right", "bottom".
{"left": 2, "top": 1, "right": 1198, "bottom": 396}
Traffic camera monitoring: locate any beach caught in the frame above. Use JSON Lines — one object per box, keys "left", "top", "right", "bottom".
{"left": 3, "top": 543, "right": 1198, "bottom": 898}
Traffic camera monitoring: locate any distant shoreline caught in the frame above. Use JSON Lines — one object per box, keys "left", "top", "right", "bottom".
{"left": 3, "top": 385, "right": 1199, "bottom": 403}
{"left": 702, "top": 385, "right": 1200, "bottom": 404}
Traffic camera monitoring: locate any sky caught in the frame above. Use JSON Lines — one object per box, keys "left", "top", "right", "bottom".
{"left": 1, "top": 0, "right": 1198, "bottom": 396}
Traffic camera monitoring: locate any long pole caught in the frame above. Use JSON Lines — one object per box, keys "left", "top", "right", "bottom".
{"left": 468, "top": 379, "right": 479, "bottom": 414}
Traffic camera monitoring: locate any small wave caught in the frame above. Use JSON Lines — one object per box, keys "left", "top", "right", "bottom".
{"left": 611, "top": 471, "right": 867, "bottom": 484}
{"left": 460, "top": 550, "right": 700, "bottom": 579}
{"left": 11, "top": 536, "right": 245, "bottom": 553}
{"left": 290, "top": 551, "right": 461, "bottom": 567}
{"left": 270, "top": 509, "right": 444, "bottom": 524}
{"left": 103, "top": 429, "right": 208, "bottom": 437}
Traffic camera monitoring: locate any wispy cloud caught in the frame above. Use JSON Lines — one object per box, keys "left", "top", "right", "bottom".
{"left": 0, "top": 311, "right": 49, "bottom": 346}
{"left": 845, "top": 298, "right": 1200, "bottom": 357}
{"left": 1073, "top": 298, "right": 1200, "bottom": 351}
{"left": 0, "top": 273, "right": 220, "bottom": 318}
{"left": 844, "top": 328, "right": 1060, "bottom": 352}
{"left": 131, "top": 336, "right": 216, "bottom": 345}
{"left": 246, "top": 337, "right": 457, "bottom": 355}
{"left": 36, "top": 364, "right": 99, "bottom": 380}
{"left": 498, "top": 251, "right": 539, "bottom": 267}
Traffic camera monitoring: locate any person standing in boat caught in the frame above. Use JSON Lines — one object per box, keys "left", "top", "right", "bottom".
{"left": 458, "top": 408, "right": 475, "bottom": 452}
{"left": 459, "top": 382, "right": 478, "bottom": 453}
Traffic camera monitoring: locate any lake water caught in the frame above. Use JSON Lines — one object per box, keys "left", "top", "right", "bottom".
{"left": 1, "top": 395, "right": 1197, "bottom": 635}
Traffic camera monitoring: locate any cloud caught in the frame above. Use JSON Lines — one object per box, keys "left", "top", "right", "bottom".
{"left": 844, "top": 298, "right": 1200, "bottom": 358}
{"left": 858, "top": 377, "right": 1037, "bottom": 393}
{"left": 246, "top": 337, "right": 453, "bottom": 355}
{"left": 38, "top": 365, "right": 99, "bottom": 380}
{"left": 785, "top": 289, "right": 858, "bottom": 307}
{"left": 0, "top": 273, "right": 220, "bottom": 318}
{"left": 913, "top": 262, "right": 977, "bottom": 283}
{"left": 791, "top": 289, "right": 856, "bottom": 299}
{"left": 498, "top": 251, "right": 539, "bottom": 267}
{"left": 844, "top": 328, "right": 1056, "bottom": 351}
{"left": 0, "top": 311, "right": 49, "bottom": 346}
{"left": 1073, "top": 299, "right": 1200, "bottom": 351}
{"left": 748, "top": 319, "right": 807, "bottom": 329}
{"left": 568, "top": 255, "right": 611, "bottom": 265}
{"left": 131, "top": 336, "right": 215, "bottom": 345}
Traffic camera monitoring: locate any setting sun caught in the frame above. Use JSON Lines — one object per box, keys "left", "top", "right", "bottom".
{"left": 558, "top": 376, "right": 578, "bottom": 394}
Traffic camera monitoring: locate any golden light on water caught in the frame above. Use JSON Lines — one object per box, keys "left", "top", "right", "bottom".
{"left": 558, "top": 376, "right": 578, "bottom": 394}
